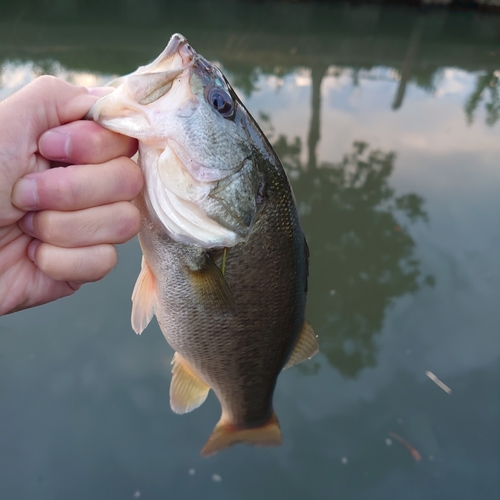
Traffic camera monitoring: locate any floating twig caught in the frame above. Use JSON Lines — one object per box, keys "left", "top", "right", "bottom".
{"left": 426, "top": 371, "right": 452, "bottom": 394}
{"left": 388, "top": 432, "right": 422, "bottom": 461}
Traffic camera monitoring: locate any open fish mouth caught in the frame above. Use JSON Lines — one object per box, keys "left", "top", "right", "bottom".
{"left": 87, "top": 34, "right": 196, "bottom": 129}
{"left": 161, "top": 33, "right": 194, "bottom": 64}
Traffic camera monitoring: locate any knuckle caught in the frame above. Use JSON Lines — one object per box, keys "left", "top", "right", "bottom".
{"left": 34, "top": 243, "right": 54, "bottom": 275}
{"left": 37, "top": 167, "right": 76, "bottom": 209}
{"left": 33, "top": 211, "right": 56, "bottom": 243}
{"left": 53, "top": 167, "right": 81, "bottom": 208}
{"left": 87, "top": 127, "right": 107, "bottom": 154}
{"left": 97, "top": 245, "right": 118, "bottom": 276}
{"left": 119, "top": 158, "right": 144, "bottom": 198}
{"left": 115, "top": 203, "right": 141, "bottom": 242}
{"left": 33, "top": 75, "right": 61, "bottom": 90}
{"left": 32, "top": 75, "right": 84, "bottom": 96}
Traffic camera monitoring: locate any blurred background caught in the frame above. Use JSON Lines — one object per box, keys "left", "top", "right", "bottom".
{"left": 1, "top": 1, "right": 499, "bottom": 499}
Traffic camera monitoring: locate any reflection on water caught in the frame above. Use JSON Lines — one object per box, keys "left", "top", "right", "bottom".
{"left": 1, "top": 3, "right": 500, "bottom": 500}
{"left": 465, "top": 70, "right": 500, "bottom": 126}
{"left": 0, "top": 60, "right": 113, "bottom": 100}
{"left": 259, "top": 60, "right": 432, "bottom": 377}
{"left": 272, "top": 127, "right": 430, "bottom": 377}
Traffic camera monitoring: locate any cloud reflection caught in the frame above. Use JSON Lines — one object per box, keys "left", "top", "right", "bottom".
{"left": 0, "top": 60, "right": 115, "bottom": 101}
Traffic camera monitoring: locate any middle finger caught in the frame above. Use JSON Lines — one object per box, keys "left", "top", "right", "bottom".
{"left": 18, "top": 201, "right": 141, "bottom": 247}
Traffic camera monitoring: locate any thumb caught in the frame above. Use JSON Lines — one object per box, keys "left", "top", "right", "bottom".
{"left": 0, "top": 76, "right": 106, "bottom": 226}
{"left": 0, "top": 76, "right": 102, "bottom": 161}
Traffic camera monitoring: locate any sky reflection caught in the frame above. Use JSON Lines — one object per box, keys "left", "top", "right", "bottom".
{"left": 1, "top": 25, "right": 499, "bottom": 498}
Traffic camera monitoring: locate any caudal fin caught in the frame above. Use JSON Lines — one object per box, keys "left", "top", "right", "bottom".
{"left": 200, "top": 412, "right": 282, "bottom": 457}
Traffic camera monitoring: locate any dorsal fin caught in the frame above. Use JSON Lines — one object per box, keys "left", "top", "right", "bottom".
{"left": 284, "top": 321, "right": 318, "bottom": 369}
{"left": 131, "top": 256, "right": 157, "bottom": 335}
{"left": 170, "top": 352, "right": 211, "bottom": 414}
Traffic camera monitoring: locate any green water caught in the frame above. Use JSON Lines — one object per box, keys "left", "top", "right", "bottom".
{"left": 1, "top": 2, "right": 499, "bottom": 499}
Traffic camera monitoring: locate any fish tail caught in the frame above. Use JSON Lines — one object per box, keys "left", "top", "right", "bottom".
{"left": 200, "top": 412, "right": 282, "bottom": 457}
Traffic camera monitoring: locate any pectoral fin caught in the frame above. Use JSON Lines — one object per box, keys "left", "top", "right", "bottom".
{"left": 284, "top": 321, "right": 318, "bottom": 369}
{"left": 131, "top": 257, "right": 157, "bottom": 335}
{"left": 170, "top": 352, "right": 210, "bottom": 414}
{"left": 201, "top": 411, "right": 282, "bottom": 457}
{"left": 188, "top": 254, "right": 236, "bottom": 314}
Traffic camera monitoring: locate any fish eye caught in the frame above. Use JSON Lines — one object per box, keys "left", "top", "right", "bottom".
{"left": 206, "top": 86, "right": 234, "bottom": 118}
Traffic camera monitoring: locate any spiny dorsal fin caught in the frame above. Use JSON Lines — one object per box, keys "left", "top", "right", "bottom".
{"left": 188, "top": 254, "right": 236, "bottom": 314}
{"left": 201, "top": 411, "right": 282, "bottom": 457}
{"left": 284, "top": 321, "right": 318, "bottom": 369}
{"left": 131, "top": 256, "right": 157, "bottom": 335}
{"left": 170, "top": 352, "right": 211, "bottom": 414}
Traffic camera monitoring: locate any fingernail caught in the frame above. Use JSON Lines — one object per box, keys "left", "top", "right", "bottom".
{"left": 18, "top": 212, "right": 35, "bottom": 236}
{"left": 27, "top": 239, "right": 41, "bottom": 262}
{"left": 12, "top": 178, "right": 38, "bottom": 210}
{"left": 39, "top": 130, "right": 70, "bottom": 161}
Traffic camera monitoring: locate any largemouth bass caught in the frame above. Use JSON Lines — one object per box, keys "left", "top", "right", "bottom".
{"left": 88, "top": 34, "right": 318, "bottom": 456}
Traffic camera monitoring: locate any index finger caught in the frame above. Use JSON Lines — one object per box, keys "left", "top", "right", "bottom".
{"left": 39, "top": 120, "right": 138, "bottom": 165}
{"left": 12, "top": 157, "right": 143, "bottom": 211}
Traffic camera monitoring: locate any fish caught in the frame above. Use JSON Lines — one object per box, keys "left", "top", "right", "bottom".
{"left": 87, "top": 33, "right": 318, "bottom": 456}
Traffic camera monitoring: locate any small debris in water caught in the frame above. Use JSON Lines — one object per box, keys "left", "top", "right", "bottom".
{"left": 341, "top": 457, "right": 348, "bottom": 465}
{"left": 329, "top": 289, "right": 336, "bottom": 296}
{"left": 133, "top": 491, "right": 141, "bottom": 499}
{"left": 188, "top": 469, "right": 195, "bottom": 476}
{"left": 396, "top": 418, "right": 403, "bottom": 424}
{"left": 426, "top": 371, "right": 452, "bottom": 394}
{"left": 212, "top": 474, "right": 222, "bottom": 483}
{"left": 385, "top": 438, "right": 393, "bottom": 446}
{"left": 428, "top": 455, "right": 435, "bottom": 461}
{"left": 388, "top": 432, "right": 422, "bottom": 462}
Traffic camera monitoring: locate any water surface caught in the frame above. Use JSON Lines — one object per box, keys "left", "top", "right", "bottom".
{"left": 1, "top": 3, "right": 499, "bottom": 499}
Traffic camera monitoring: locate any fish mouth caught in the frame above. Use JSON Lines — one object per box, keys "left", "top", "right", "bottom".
{"left": 158, "top": 33, "right": 196, "bottom": 68}
{"left": 139, "top": 33, "right": 197, "bottom": 77}
{"left": 87, "top": 33, "right": 197, "bottom": 134}
{"left": 172, "top": 34, "right": 196, "bottom": 66}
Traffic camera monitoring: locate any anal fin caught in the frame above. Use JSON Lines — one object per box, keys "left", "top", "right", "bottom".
{"left": 201, "top": 412, "right": 282, "bottom": 457}
{"left": 188, "top": 254, "right": 236, "bottom": 314}
{"left": 131, "top": 256, "right": 157, "bottom": 335}
{"left": 284, "top": 321, "right": 318, "bottom": 369}
{"left": 170, "top": 352, "right": 210, "bottom": 414}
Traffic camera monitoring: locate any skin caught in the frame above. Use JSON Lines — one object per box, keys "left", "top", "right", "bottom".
{"left": 0, "top": 76, "right": 143, "bottom": 316}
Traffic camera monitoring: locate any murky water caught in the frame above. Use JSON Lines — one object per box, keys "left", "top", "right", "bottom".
{"left": 1, "top": 2, "right": 499, "bottom": 499}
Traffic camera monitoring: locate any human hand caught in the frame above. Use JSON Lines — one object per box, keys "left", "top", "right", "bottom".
{"left": 0, "top": 76, "right": 143, "bottom": 316}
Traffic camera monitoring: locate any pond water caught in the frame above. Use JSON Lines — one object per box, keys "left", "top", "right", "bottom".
{"left": 1, "top": 2, "right": 499, "bottom": 499}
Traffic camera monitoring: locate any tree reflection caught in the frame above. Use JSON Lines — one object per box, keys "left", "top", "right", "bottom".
{"left": 269, "top": 132, "right": 430, "bottom": 378}
{"left": 465, "top": 70, "right": 500, "bottom": 126}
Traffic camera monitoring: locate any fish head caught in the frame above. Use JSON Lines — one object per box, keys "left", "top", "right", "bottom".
{"left": 88, "top": 34, "right": 267, "bottom": 247}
